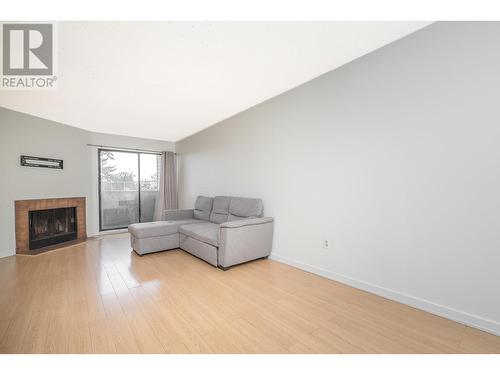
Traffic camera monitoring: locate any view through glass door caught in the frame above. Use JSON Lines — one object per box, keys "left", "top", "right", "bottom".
{"left": 98, "top": 149, "right": 160, "bottom": 231}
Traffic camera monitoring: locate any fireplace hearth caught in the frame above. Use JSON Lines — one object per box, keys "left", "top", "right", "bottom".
{"left": 29, "top": 207, "right": 77, "bottom": 250}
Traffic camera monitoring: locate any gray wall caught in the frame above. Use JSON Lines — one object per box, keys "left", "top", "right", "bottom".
{"left": 177, "top": 22, "right": 500, "bottom": 334}
{"left": 0, "top": 108, "right": 174, "bottom": 258}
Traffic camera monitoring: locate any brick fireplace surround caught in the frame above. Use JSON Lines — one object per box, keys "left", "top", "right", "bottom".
{"left": 15, "top": 197, "right": 87, "bottom": 255}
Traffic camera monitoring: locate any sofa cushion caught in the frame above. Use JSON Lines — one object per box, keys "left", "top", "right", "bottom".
{"left": 228, "top": 197, "right": 263, "bottom": 221}
{"left": 129, "top": 219, "right": 201, "bottom": 239}
{"left": 179, "top": 222, "right": 220, "bottom": 247}
{"left": 193, "top": 196, "right": 213, "bottom": 221}
{"left": 209, "top": 196, "right": 232, "bottom": 224}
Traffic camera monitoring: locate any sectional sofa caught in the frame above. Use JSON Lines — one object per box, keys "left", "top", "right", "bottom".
{"left": 128, "top": 196, "right": 274, "bottom": 270}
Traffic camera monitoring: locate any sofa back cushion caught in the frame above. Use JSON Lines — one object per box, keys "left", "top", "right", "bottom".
{"left": 228, "top": 197, "right": 263, "bottom": 221}
{"left": 193, "top": 196, "right": 213, "bottom": 221}
{"left": 209, "top": 196, "right": 232, "bottom": 224}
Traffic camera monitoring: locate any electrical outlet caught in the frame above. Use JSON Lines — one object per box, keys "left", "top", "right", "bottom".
{"left": 323, "top": 240, "right": 330, "bottom": 249}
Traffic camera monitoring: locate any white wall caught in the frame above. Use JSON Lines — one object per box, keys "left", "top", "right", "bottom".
{"left": 0, "top": 108, "right": 174, "bottom": 258}
{"left": 177, "top": 22, "right": 500, "bottom": 334}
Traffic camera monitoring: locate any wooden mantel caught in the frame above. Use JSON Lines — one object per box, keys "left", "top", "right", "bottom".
{"left": 15, "top": 197, "right": 87, "bottom": 255}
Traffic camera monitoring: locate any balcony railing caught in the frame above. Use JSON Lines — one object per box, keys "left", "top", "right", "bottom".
{"left": 101, "top": 180, "right": 159, "bottom": 192}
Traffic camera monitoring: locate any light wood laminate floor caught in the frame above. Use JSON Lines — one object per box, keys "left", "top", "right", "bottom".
{"left": 0, "top": 233, "right": 499, "bottom": 354}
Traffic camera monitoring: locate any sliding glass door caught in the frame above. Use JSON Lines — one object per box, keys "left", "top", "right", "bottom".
{"left": 139, "top": 153, "right": 160, "bottom": 223}
{"left": 98, "top": 149, "right": 159, "bottom": 231}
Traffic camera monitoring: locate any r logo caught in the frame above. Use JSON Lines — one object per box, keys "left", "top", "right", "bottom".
{"left": 2, "top": 23, "right": 53, "bottom": 76}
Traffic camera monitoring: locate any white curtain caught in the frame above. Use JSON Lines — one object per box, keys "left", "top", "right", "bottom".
{"left": 153, "top": 151, "right": 178, "bottom": 221}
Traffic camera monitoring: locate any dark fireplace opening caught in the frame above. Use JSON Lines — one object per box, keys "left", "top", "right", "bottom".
{"left": 29, "top": 207, "right": 77, "bottom": 250}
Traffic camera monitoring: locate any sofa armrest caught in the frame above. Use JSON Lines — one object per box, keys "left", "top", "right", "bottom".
{"left": 163, "top": 208, "right": 194, "bottom": 221}
{"left": 218, "top": 218, "right": 274, "bottom": 268}
{"left": 220, "top": 217, "right": 274, "bottom": 228}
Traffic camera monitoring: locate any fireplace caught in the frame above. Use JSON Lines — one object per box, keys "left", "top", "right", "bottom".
{"left": 15, "top": 197, "right": 87, "bottom": 255}
{"left": 29, "top": 207, "right": 77, "bottom": 250}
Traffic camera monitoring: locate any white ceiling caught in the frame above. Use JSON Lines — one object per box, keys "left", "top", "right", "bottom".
{"left": 0, "top": 22, "right": 431, "bottom": 141}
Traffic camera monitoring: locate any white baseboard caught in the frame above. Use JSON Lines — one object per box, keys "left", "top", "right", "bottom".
{"left": 269, "top": 252, "right": 500, "bottom": 337}
{"left": 0, "top": 250, "right": 14, "bottom": 259}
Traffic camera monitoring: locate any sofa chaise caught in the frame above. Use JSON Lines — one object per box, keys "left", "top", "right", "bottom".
{"left": 128, "top": 196, "right": 274, "bottom": 270}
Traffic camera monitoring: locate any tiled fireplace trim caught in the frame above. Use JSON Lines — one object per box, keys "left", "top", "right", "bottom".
{"left": 15, "top": 197, "right": 87, "bottom": 255}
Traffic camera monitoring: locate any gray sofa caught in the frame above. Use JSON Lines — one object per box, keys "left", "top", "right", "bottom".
{"left": 128, "top": 196, "right": 274, "bottom": 270}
